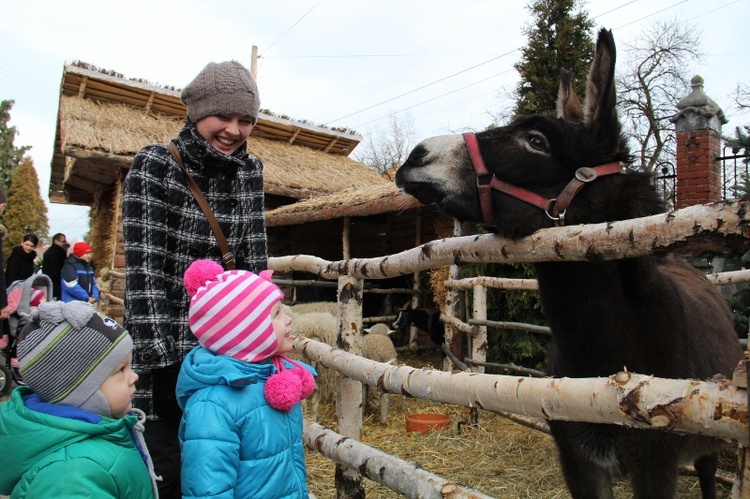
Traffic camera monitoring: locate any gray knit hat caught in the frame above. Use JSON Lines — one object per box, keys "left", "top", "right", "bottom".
{"left": 181, "top": 61, "right": 260, "bottom": 124}
{"left": 17, "top": 301, "right": 133, "bottom": 417}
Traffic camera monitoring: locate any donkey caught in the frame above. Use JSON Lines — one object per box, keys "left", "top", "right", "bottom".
{"left": 394, "top": 29, "right": 743, "bottom": 499}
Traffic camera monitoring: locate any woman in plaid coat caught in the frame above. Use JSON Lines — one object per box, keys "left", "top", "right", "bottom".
{"left": 122, "top": 60, "right": 267, "bottom": 499}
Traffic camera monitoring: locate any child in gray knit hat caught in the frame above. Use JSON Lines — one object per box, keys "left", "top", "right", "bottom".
{"left": 0, "top": 301, "right": 159, "bottom": 498}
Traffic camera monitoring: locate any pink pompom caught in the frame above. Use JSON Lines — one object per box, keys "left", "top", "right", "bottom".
{"left": 264, "top": 370, "right": 302, "bottom": 412}
{"left": 290, "top": 366, "right": 316, "bottom": 399}
{"left": 184, "top": 260, "right": 224, "bottom": 296}
{"left": 258, "top": 269, "right": 274, "bottom": 282}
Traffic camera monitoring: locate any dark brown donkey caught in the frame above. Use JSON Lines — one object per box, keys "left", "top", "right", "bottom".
{"left": 395, "top": 29, "right": 742, "bottom": 499}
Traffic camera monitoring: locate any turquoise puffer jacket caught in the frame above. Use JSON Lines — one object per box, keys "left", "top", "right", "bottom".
{"left": 176, "top": 346, "right": 315, "bottom": 499}
{"left": 0, "top": 387, "right": 156, "bottom": 498}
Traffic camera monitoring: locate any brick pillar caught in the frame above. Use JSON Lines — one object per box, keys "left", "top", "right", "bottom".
{"left": 670, "top": 75, "right": 727, "bottom": 209}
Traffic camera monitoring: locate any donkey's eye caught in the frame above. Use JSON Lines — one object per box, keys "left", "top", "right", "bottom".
{"left": 527, "top": 133, "right": 548, "bottom": 151}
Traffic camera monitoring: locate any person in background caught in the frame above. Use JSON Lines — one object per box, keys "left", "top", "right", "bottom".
{"left": 42, "top": 233, "right": 68, "bottom": 301}
{"left": 5, "top": 233, "right": 38, "bottom": 284}
{"left": 0, "top": 300, "right": 158, "bottom": 498}
{"left": 0, "top": 189, "right": 9, "bottom": 321}
{"left": 122, "top": 60, "right": 267, "bottom": 498}
{"left": 61, "top": 241, "right": 99, "bottom": 304}
{"left": 178, "top": 260, "right": 314, "bottom": 498}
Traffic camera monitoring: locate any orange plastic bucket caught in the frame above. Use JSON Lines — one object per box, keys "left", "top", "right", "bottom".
{"left": 405, "top": 413, "right": 450, "bottom": 434}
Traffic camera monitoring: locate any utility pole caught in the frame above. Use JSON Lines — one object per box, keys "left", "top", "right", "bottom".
{"left": 250, "top": 45, "right": 258, "bottom": 79}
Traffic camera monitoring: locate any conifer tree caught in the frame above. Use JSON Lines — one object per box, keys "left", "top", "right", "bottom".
{"left": 514, "top": 0, "right": 595, "bottom": 116}
{"left": 0, "top": 100, "right": 30, "bottom": 192}
{"left": 4, "top": 157, "right": 49, "bottom": 261}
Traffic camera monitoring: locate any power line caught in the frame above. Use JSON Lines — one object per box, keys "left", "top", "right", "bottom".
{"left": 262, "top": 53, "right": 509, "bottom": 59}
{"left": 335, "top": 0, "right": 741, "bottom": 132}
{"left": 259, "top": 1, "right": 323, "bottom": 57}
{"left": 325, "top": 0, "right": 677, "bottom": 127}
{"left": 591, "top": 0, "right": 642, "bottom": 19}
{"left": 613, "top": 0, "right": 689, "bottom": 29}
{"left": 352, "top": 69, "right": 515, "bottom": 130}
{"left": 325, "top": 48, "right": 519, "bottom": 125}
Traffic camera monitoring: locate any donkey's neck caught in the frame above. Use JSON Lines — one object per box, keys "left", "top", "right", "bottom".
{"left": 533, "top": 257, "right": 663, "bottom": 376}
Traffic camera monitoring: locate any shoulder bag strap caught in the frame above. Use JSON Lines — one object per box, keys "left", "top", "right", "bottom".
{"left": 167, "top": 142, "right": 235, "bottom": 270}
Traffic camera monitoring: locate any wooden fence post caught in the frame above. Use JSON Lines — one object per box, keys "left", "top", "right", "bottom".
{"left": 471, "top": 284, "right": 487, "bottom": 374}
{"left": 335, "top": 275, "right": 365, "bottom": 498}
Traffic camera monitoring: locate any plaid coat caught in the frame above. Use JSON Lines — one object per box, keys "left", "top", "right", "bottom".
{"left": 123, "top": 122, "right": 267, "bottom": 418}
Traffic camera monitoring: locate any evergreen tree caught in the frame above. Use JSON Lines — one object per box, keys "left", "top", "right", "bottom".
{"left": 4, "top": 157, "right": 49, "bottom": 261}
{"left": 0, "top": 100, "right": 31, "bottom": 192}
{"left": 514, "top": 0, "right": 595, "bottom": 116}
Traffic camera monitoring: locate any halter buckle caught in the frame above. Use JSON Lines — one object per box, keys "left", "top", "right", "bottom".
{"left": 575, "top": 167, "right": 598, "bottom": 182}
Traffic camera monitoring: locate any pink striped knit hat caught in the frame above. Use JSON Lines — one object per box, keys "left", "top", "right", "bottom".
{"left": 184, "top": 260, "right": 284, "bottom": 362}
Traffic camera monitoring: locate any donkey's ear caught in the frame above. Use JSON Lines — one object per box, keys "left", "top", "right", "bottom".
{"left": 557, "top": 69, "right": 583, "bottom": 123}
{"left": 583, "top": 29, "right": 618, "bottom": 131}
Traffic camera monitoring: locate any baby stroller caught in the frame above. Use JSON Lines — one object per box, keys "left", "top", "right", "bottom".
{"left": 0, "top": 272, "right": 52, "bottom": 397}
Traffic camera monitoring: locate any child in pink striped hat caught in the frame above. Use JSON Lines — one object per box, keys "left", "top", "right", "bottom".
{"left": 176, "top": 260, "right": 315, "bottom": 498}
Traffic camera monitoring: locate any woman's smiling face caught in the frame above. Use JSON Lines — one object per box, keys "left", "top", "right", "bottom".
{"left": 195, "top": 114, "right": 254, "bottom": 156}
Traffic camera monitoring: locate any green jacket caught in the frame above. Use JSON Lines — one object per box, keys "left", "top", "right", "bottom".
{"left": 0, "top": 387, "right": 156, "bottom": 498}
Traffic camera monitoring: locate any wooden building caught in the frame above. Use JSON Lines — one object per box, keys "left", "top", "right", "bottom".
{"left": 48, "top": 63, "right": 445, "bottom": 321}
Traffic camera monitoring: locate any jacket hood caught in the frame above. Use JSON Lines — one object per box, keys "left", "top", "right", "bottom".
{"left": 176, "top": 346, "right": 277, "bottom": 409}
{"left": 0, "top": 387, "right": 138, "bottom": 494}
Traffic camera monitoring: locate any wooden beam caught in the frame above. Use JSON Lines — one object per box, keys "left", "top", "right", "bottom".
{"left": 145, "top": 91, "right": 155, "bottom": 113}
{"left": 323, "top": 136, "right": 338, "bottom": 153}
{"left": 78, "top": 75, "right": 88, "bottom": 97}
{"left": 287, "top": 128, "right": 301, "bottom": 145}
{"left": 266, "top": 193, "right": 425, "bottom": 227}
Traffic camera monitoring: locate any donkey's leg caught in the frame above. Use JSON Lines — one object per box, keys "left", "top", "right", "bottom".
{"left": 629, "top": 461, "right": 678, "bottom": 499}
{"left": 693, "top": 453, "right": 718, "bottom": 499}
{"left": 556, "top": 448, "right": 614, "bottom": 499}
{"left": 550, "top": 422, "right": 614, "bottom": 499}
{"left": 622, "top": 438, "right": 680, "bottom": 499}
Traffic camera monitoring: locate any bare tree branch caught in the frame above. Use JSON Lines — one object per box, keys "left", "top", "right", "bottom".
{"left": 354, "top": 112, "right": 416, "bottom": 174}
{"left": 616, "top": 19, "right": 702, "bottom": 175}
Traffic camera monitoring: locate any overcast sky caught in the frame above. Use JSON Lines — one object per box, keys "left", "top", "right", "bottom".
{"left": 1, "top": 0, "right": 748, "bottom": 242}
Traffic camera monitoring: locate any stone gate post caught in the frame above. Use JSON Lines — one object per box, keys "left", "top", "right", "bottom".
{"left": 670, "top": 75, "right": 727, "bottom": 209}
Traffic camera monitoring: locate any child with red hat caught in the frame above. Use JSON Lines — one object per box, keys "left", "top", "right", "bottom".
{"left": 61, "top": 241, "right": 99, "bottom": 304}
{"left": 176, "top": 260, "right": 315, "bottom": 498}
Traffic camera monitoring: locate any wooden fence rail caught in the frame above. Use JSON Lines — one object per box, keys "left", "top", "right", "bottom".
{"left": 269, "top": 199, "right": 750, "bottom": 279}
{"left": 303, "top": 421, "right": 494, "bottom": 499}
{"left": 294, "top": 337, "right": 748, "bottom": 445}
{"left": 270, "top": 198, "right": 750, "bottom": 497}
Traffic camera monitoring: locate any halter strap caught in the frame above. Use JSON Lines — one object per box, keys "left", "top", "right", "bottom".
{"left": 462, "top": 132, "right": 622, "bottom": 228}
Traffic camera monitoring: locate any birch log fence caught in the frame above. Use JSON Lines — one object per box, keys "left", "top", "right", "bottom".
{"left": 269, "top": 198, "right": 750, "bottom": 498}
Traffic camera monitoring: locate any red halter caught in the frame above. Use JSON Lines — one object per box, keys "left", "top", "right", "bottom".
{"left": 462, "top": 132, "right": 622, "bottom": 229}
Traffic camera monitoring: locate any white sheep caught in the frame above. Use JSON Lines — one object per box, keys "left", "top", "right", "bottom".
{"left": 362, "top": 323, "right": 398, "bottom": 424}
{"left": 285, "top": 304, "right": 398, "bottom": 425}
{"left": 285, "top": 306, "right": 338, "bottom": 422}
{"left": 290, "top": 301, "right": 338, "bottom": 316}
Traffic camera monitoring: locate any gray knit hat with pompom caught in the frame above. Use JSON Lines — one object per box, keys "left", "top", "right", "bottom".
{"left": 181, "top": 61, "right": 260, "bottom": 124}
{"left": 17, "top": 301, "right": 133, "bottom": 416}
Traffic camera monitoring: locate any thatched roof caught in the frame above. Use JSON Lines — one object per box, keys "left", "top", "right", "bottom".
{"left": 51, "top": 64, "right": 387, "bottom": 205}
{"left": 266, "top": 183, "right": 424, "bottom": 227}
